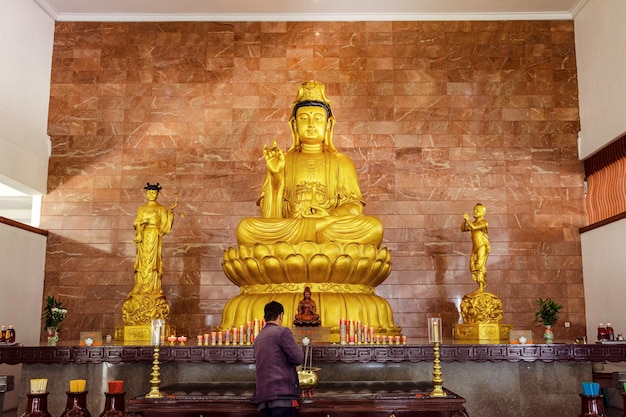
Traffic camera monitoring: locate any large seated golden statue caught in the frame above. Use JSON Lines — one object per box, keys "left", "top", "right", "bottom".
{"left": 220, "top": 81, "right": 399, "bottom": 336}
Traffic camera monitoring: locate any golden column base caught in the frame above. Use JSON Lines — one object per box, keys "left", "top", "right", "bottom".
{"left": 145, "top": 346, "right": 164, "bottom": 399}
{"left": 430, "top": 341, "right": 447, "bottom": 398}
{"left": 453, "top": 323, "right": 513, "bottom": 341}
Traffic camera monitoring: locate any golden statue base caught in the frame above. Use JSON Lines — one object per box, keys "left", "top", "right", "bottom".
{"left": 116, "top": 325, "right": 176, "bottom": 344}
{"left": 219, "top": 242, "right": 400, "bottom": 336}
{"left": 453, "top": 323, "right": 513, "bottom": 341}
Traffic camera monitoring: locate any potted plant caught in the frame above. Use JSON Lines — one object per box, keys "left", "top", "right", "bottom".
{"left": 533, "top": 297, "right": 563, "bottom": 342}
{"left": 43, "top": 296, "right": 68, "bottom": 345}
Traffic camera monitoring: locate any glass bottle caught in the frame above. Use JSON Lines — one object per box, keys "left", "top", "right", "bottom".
{"left": 6, "top": 325, "right": 15, "bottom": 343}
{"left": 597, "top": 323, "right": 607, "bottom": 341}
{"left": 0, "top": 326, "right": 5, "bottom": 343}
{"left": 99, "top": 392, "right": 125, "bottom": 417}
{"left": 606, "top": 323, "right": 615, "bottom": 341}
{"left": 60, "top": 391, "right": 91, "bottom": 417}
{"left": 21, "top": 392, "right": 52, "bottom": 417}
{"left": 579, "top": 393, "right": 605, "bottom": 417}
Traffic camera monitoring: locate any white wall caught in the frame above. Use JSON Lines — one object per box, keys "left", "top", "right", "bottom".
{"left": 574, "top": 0, "right": 626, "bottom": 339}
{"left": 581, "top": 219, "right": 626, "bottom": 339}
{"left": 575, "top": 0, "right": 626, "bottom": 159}
{"left": 0, "top": 0, "right": 54, "bottom": 194}
{"left": 0, "top": 222, "right": 47, "bottom": 410}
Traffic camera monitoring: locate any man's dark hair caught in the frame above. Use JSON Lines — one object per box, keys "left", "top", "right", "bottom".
{"left": 264, "top": 301, "right": 284, "bottom": 321}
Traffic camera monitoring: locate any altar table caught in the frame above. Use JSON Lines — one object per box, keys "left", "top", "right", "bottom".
{"left": 125, "top": 381, "right": 469, "bottom": 417}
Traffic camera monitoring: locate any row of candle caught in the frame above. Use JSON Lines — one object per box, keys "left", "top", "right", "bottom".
{"left": 164, "top": 319, "right": 267, "bottom": 346}
{"left": 161, "top": 319, "right": 410, "bottom": 346}
{"left": 338, "top": 318, "right": 407, "bottom": 345}
{"left": 160, "top": 318, "right": 418, "bottom": 346}
{"left": 28, "top": 379, "right": 124, "bottom": 394}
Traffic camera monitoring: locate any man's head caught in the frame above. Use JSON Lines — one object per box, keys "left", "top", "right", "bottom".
{"left": 264, "top": 301, "right": 285, "bottom": 322}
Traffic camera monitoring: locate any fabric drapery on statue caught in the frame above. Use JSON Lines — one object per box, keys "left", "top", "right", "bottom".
{"left": 236, "top": 80, "right": 383, "bottom": 247}
{"left": 221, "top": 81, "right": 399, "bottom": 336}
{"left": 122, "top": 183, "right": 177, "bottom": 326}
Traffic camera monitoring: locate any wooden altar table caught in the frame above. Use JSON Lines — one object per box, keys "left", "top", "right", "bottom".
{"left": 125, "top": 381, "right": 469, "bottom": 417}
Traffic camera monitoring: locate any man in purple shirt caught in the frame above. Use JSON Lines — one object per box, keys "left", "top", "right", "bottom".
{"left": 252, "top": 301, "right": 304, "bottom": 417}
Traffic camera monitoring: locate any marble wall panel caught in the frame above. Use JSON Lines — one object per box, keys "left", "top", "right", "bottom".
{"left": 40, "top": 20, "right": 585, "bottom": 342}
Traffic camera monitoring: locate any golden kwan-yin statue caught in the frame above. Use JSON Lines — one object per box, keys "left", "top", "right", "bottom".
{"left": 220, "top": 81, "right": 399, "bottom": 337}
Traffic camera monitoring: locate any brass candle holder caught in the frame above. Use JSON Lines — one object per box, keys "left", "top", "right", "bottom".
{"left": 145, "top": 319, "right": 164, "bottom": 399}
{"left": 430, "top": 341, "right": 447, "bottom": 398}
{"left": 428, "top": 317, "right": 447, "bottom": 398}
{"left": 145, "top": 345, "right": 164, "bottom": 398}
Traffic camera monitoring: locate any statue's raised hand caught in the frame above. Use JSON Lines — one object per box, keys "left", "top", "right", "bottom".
{"left": 263, "top": 140, "right": 285, "bottom": 175}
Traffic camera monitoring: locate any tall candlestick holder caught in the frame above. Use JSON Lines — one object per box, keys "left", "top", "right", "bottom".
{"left": 428, "top": 316, "right": 447, "bottom": 398}
{"left": 430, "top": 341, "right": 447, "bottom": 397}
{"left": 145, "top": 345, "right": 164, "bottom": 398}
{"left": 145, "top": 319, "right": 164, "bottom": 399}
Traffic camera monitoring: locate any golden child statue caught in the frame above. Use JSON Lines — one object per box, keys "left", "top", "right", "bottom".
{"left": 123, "top": 183, "right": 177, "bottom": 326}
{"left": 461, "top": 203, "right": 490, "bottom": 291}
{"left": 455, "top": 203, "right": 512, "bottom": 340}
{"left": 221, "top": 81, "right": 399, "bottom": 337}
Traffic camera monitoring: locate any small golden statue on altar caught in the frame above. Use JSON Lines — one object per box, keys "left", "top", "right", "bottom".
{"left": 294, "top": 287, "right": 321, "bottom": 327}
{"left": 220, "top": 81, "right": 399, "bottom": 338}
{"left": 461, "top": 203, "right": 490, "bottom": 292}
{"left": 454, "top": 203, "right": 512, "bottom": 340}
{"left": 121, "top": 183, "right": 177, "bottom": 341}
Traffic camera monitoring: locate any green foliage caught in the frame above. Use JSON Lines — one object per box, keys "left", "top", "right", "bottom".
{"left": 43, "top": 296, "right": 68, "bottom": 330}
{"left": 533, "top": 297, "right": 563, "bottom": 327}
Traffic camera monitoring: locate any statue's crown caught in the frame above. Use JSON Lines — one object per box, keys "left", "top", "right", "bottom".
{"left": 292, "top": 80, "right": 332, "bottom": 117}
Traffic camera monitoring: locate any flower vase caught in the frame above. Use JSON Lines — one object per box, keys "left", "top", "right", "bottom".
{"left": 47, "top": 327, "right": 59, "bottom": 346}
{"left": 544, "top": 325, "right": 554, "bottom": 343}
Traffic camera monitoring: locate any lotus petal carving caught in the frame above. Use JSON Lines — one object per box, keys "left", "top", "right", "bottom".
{"left": 223, "top": 241, "right": 391, "bottom": 288}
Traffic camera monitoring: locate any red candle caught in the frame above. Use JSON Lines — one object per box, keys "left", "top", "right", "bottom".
{"left": 108, "top": 380, "right": 124, "bottom": 394}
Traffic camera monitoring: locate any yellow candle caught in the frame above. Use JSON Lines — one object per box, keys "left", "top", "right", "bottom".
{"left": 30, "top": 378, "right": 47, "bottom": 394}
{"left": 69, "top": 379, "right": 86, "bottom": 393}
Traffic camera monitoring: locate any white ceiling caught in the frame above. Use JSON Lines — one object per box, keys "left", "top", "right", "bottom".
{"left": 34, "top": 0, "right": 588, "bottom": 22}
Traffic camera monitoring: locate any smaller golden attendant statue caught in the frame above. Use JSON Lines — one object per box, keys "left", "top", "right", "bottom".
{"left": 460, "top": 203, "right": 490, "bottom": 291}
{"left": 294, "top": 287, "right": 321, "bottom": 327}
{"left": 455, "top": 203, "right": 512, "bottom": 340}
{"left": 122, "top": 183, "right": 177, "bottom": 327}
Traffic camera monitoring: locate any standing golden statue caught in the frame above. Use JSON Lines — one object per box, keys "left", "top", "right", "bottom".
{"left": 221, "top": 81, "right": 399, "bottom": 337}
{"left": 123, "top": 183, "right": 177, "bottom": 326}
{"left": 461, "top": 203, "right": 490, "bottom": 291}
{"left": 455, "top": 203, "right": 512, "bottom": 340}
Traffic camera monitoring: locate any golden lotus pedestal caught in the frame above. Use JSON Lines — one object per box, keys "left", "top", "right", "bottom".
{"left": 453, "top": 323, "right": 514, "bottom": 341}
{"left": 219, "top": 242, "right": 401, "bottom": 337}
